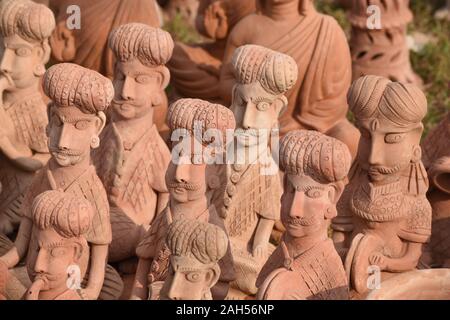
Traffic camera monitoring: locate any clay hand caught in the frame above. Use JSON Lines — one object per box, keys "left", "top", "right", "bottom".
{"left": 203, "top": 2, "right": 228, "bottom": 40}
{"left": 252, "top": 245, "right": 267, "bottom": 261}
{"left": 369, "top": 252, "right": 388, "bottom": 270}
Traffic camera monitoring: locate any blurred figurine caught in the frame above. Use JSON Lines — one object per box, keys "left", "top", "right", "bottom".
{"left": 160, "top": 219, "right": 228, "bottom": 300}
{"left": 257, "top": 130, "right": 351, "bottom": 300}
{"left": 219, "top": 0, "right": 360, "bottom": 157}
{"left": 333, "top": 75, "right": 431, "bottom": 297}
{"left": 0, "top": 0, "right": 54, "bottom": 235}
{"left": 345, "top": 0, "right": 422, "bottom": 85}
{"left": 168, "top": 0, "right": 256, "bottom": 102}
{"left": 94, "top": 24, "right": 172, "bottom": 266}
{"left": 24, "top": 190, "right": 92, "bottom": 300}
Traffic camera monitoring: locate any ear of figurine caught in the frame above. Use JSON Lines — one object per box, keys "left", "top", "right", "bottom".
{"left": 73, "top": 241, "right": 84, "bottom": 261}
{"left": 205, "top": 264, "right": 221, "bottom": 290}
{"left": 158, "top": 67, "right": 171, "bottom": 91}
{"left": 94, "top": 111, "right": 107, "bottom": 136}
{"left": 274, "top": 95, "right": 289, "bottom": 116}
{"left": 328, "top": 181, "right": 346, "bottom": 205}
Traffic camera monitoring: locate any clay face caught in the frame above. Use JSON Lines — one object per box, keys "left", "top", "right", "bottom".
{"left": 32, "top": 228, "right": 85, "bottom": 294}
{"left": 281, "top": 174, "right": 335, "bottom": 238}
{"left": 112, "top": 59, "right": 164, "bottom": 121}
{"left": 0, "top": 34, "right": 45, "bottom": 90}
{"left": 162, "top": 256, "right": 218, "bottom": 300}
{"left": 48, "top": 106, "right": 104, "bottom": 167}
{"left": 357, "top": 118, "right": 423, "bottom": 183}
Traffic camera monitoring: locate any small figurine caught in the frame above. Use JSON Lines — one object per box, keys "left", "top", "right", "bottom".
{"left": 217, "top": 44, "right": 297, "bottom": 299}
{"left": 421, "top": 111, "right": 450, "bottom": 268}
{"left": 159, "top": 219, "right": 229, "bottom": 300}
{"left": 0, "top": 63, "right": 118, "bottom": 300}
{"left": 94, "top": 23, "right": 172, "bottom": 265}
{"left": 256, "top": 130, "right": 351, "bottom": 300}
{"left": 332, "top": 75, "right": 431, "bottom": 296}
{"left": 131, "top": 98, "right": 236, "bottom": 300}
{"left": 24, "top": 190, "right": 92, "bottom": 300}
{"left": 168, "top": 0, "right": 256, "bottom": 103}
{"left": 0, "top": 0, "right": 55, "bottom": 235}
{"left": 219, "top": 0, "right": 360, "bottom": 157}
{"left": 345, "top": 0, "right": 422, "bottom": 85}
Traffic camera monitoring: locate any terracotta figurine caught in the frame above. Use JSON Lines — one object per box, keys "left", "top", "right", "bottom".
{"left": 94, "top": 23, "right": 172, "bottom": 266}
{"left": 256, "top": 130, "right": 351, "bottom": 300}
{"left": 345, "top": 0, "right": 422, "bottom": 85}
{"left": 24, "top": 190, "right": 92, "bottom": 300}
{"left": 421, "top": 112, "right": 450, "bottom": 268}
{"left": 131, "top": 98, "right": 236, "bottom": 300}
{"left": 168, "top": 0, "right": 256, "bottom": 102}
{"left": 332, "top": 75, "right": 431, "bottom": 297}
{"left": 219, "top": 0, "right": 360, "bottom": 157}
{"left": 160, "top": 219, "right": 229, "bottom": 300}
{"left": 0, "top": 254, "right": 6, "bottom": 300}
{"left": 217, "top": 44, "right": 297, "bottom": 299}
{"left": 0, "top": 63, "right": 117, "bottom": 300}
{"left": 0, "top": 0, "right": 55, "bottom": 235}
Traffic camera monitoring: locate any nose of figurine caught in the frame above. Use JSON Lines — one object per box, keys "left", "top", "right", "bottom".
{"left": 241, "top": 101, "right": 256, "bottom": 130}
{"left": 175, "top": 161, "right": 190, "bottom": 183}
{"left": 57, "top": 123, "right": 73, "bottom": 150}
{"left": 0, "top": 49, "right": 13, "bottom": 75}
{"left": 121, "top": 77, "right": 135, "bottom": 101}
{"left": 34, "top": 250, "right": 48, "bottom": 275}
{"left": 289, "top": 191, "right": 305, "bottom": 218}
{"left": 166, "top": 273, "right": 183, "bottom": 300}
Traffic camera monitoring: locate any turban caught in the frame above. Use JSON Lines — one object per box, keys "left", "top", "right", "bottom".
{"left": 167, "top": 98, "right": 236, "bottom": 145}
{"left": 166, "top": 219, "right": 228, "bottom": 265}
{"left": 232, "top": 44, "right": 298, "bottom": 95}
{"left": 109, "top": 23, "right": 174, "bottom": 67}
{"left": 280, "top": 130, "right": 352, "bottom": 183}
{"left": 32, "top": 190, "right": 93, "bottom": 239}
{"left": 0, "top": 0, "right": 55, "bottom": 42}
{"left": 348, "top": 75, "right": 427, "bottom": 128}
{"left": 43, "top": 63, "right": 114, "bottom": 114}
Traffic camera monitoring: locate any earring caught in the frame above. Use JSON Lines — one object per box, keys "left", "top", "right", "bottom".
{"left": 91, "top": 136, "right": 100, "bottom": 149}
{"left": 33, "top": 65, "right": 46, "bottom": 77}
{"left": 326, "top": 206, "right": 336, "bottom": 218}
{"left": 411, "top": 145, "right": 422, "bottom": 163}
{"left": 202, "top": 290, "right": 212, "bottom": 300}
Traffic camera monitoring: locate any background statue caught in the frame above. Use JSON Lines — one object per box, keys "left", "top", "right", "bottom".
{"left": 24, "top": 190, "right": 92, "bottom": 300}
{"left": 219, "top": 0, "right": 360, "bottom": 157}
{"left": 160, "top": 219, "right": 228, "bottom": 300}
{"left": 131, "top": 98, "right": 236, "bottom": 300}
{"left": 168, "top": 0, "right": 256, "bottom": 102}
{"left": 94, "top": 23, "right": 172, "bottom": 269}
{"left": 0, "top": 0, "right": 54, "bottom": 235}
{"left": 257, "top": 130, "right": 351, "bottom": 300}
{"left": 344, "top": 0, "right": 422, "bottom": 85}
{"left": 333, "top": 75, "right": 431, "bottom": 297}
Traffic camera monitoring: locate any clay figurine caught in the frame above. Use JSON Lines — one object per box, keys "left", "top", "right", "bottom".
{"left": 217, "top": 44, "right": 296, "bottom": 299}
{"left": 160, "top": 219, "right": 229, "bottom": 300}
{"left": 345, "top": 0, "right": 422, "bottom": 85}
{"left": 131, "top": 98, "right": 236, "bottom": 300}
{"left": 94, "top": 23, "right": 173, "bottom": 266}
{"left": 332, "top": 75, "right": 431, "bottom": 297}
{"left": 219, "top": 0, "right": 360, "bottom": 157}
{"left": 0, "top": 0, "right": 55, "bottom": 235}
{"left": 421, "top": 111, "right": 450, "bottom": 268}
{"left": 0, "top": 254, "right": 6, "bottom": 300}
{"left": 0, "top": 63, "right": 119, "bottom": 300}
{"left": 168, "top": 0, "right": 256, "bottom": 102}
{"left": 24, "top": 190, "right": 92, "bottom": 300}
{"left": 256, "top": 130, "right": 351, "bottom": 300}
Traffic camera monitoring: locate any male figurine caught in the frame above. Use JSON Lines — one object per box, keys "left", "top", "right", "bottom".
{"left": 0, "top": 0, "right": 55, "bottom": 235}
{"left": 168, "top": 0, "right": 256, "bottom": 103}
{"left": 0, "top": 63, "right": 115, "bottom": 300}
{"left": 332, "top": 75, "right": 432, "bottom": 296}
{"left": 217, "top": 44, "right": 297, "bottom": 298}
{"left": 160, "top": 219, "right": 228, "bottom": 300}
{"left": 24, "top": 190, "right": 92, "bottom": 300}
{"left": 256, "top": 130, "right": 351, "bottom": 300}
{"left": 219, "top": 0, "right": 360, "bottom": 157}
{"left": 94, "top": 23, "right": 172, "bottom": 265}
{"left": 131, "top": 98, "right": 236, "bottom": 300}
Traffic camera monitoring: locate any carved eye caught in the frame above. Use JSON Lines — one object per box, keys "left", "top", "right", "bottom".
{"left": 306, "top": 189, "right": 323, "bottom": 198}
{"left": 256, "top": 101, "right": 270, "bottom": 112}
{"left": 50, "top": 247, "right": 67, "bottom": 258}
{"left": 16, "top": 47, "right": 32, "bottom": 57}
{"left": 75, "top": 120, "right": 89, "bottom": 130}
{"left": 385, "top": 133, "right": 405, "bottom": 144}
{"left": 186, "top": 272, "right": 201, "bottom": 283}
{"left": 136, "top": 75, "right": 151, "bottom": 84}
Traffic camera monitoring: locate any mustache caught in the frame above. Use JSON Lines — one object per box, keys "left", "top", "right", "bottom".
{"left": 368, "top": 164, "right": 402, "bottom": 176}
{"left": 235, "top": 128, "right": 260, "bottom": 137}
{"left": 167, "top": 181, "right": 201, "bottom": 191}
{"left": 50, "top": 147, "right": 83, "bottom": 157}
{"left": 286, "top": 216, "right": 318, "bottom": 227}
{"left": 112, "top": 99, "right": 144, "bottom": 107}
{"left": 32, "top": 272, "right": 59, "bottom": 282}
